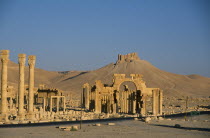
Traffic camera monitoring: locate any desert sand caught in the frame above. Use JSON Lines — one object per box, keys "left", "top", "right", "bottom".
{"left": 0, "top": 115, "right": 209, "bottom": 138}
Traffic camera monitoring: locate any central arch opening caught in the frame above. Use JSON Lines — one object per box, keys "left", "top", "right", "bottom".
{"left": 118, "top": 81, "right": 141, "bottom": 114}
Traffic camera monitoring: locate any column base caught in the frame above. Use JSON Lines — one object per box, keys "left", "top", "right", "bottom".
{"left": 0, "top": 113, "right": 8, "bottom": 122}
{"left": 17, "top": 113, "right": 25, "bottom": 121}
{"left": 26, "top": 112, "right": 36, "bottom": 120}
{"left": 140, "top": 108, "right": 146, "bottom": 115}
{"left": 112, "top": 104, "right": 116, "bottom": 114}
{"left": 94, "top": 110, "right": 101, "bottom": 114}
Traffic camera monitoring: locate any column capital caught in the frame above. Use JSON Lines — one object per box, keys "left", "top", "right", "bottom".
{"left": 18, "top": 54, "right": 26, "bottom": 65}
{"left": 28, "top": 55, "right": 36, "bottom": 66}
{"left": 0, "top": 50, "right": 10, "bottom": 63}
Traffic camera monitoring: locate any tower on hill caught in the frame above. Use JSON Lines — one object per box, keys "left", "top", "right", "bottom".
{"left": 117, "top": 52, "right": 140, "bottom": 64}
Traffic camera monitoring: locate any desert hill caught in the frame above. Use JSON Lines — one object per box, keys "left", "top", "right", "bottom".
{"left": 0, "top": 60, "right": 62, "bottom": 91}
{"left": 50, "top": 53, "right": 210, "bottom": 98}
{"left": 0, "top": 53, "right": 210, "bottom": 99}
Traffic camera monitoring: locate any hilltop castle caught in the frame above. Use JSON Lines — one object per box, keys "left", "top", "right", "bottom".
{"left": 117, "top": 52, "right": 140, "bottom": 63}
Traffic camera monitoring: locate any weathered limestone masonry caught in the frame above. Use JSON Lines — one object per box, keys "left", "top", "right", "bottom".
{"left": 27, "top": 55, "right": 36, "bottom": 120}
{"left": 0, "top": 50, "right": 67, "bottom": 124}
{"left": 83, "top": 83, "right": 90, "bottom": 110}
{"left": 50, "top": 96, "right": 66, "bottom": 112}
{"left": 35, "top": 85, "right": 65, "bottom": 112}
{"left": 83, "top": 74, "right": 163, "bottom": 116}
{"left": 117, "top": 52, "right": 140, "bottom": 63}
{"left": 18, "top": 54, "right": 26, "bottom": 121}
{"left": 0, "top": 50, "right": 9, "bottom": 122}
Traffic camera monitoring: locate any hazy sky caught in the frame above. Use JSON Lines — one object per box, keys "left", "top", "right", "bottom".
{"left": 0, "top": 0, "right": 209, "bottom": 77}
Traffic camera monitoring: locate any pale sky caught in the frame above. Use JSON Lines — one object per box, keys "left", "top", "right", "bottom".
{"left": 0, "top": 0, "right": 209, "bottom": 77}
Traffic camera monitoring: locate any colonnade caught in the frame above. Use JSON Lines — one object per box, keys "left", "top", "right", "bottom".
{"left": 49, "top": 96, "right": 66, "bottom": 112}
{"left": 0, "top": 50, "right": 36, "bottom": 121}
{"left": 118, "top": 91, "right": 137, "bottom": 114}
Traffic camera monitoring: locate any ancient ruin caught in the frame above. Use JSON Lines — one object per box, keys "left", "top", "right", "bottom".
{"left": 1, "top": 50, "right": 209, "bottom": 130}
{"left": 0, "top": 50, "right": 164, "bottom": 124}
{"left": 0, "top": 50, "right": 9, "bottom": 122}
{"left": 117, "top": 52, "right": 140, "bottom": 63}
{"left": 82, "top": 74, "right": 163, "bottom": 116}
{"left": 35, "top": 85, "right": 65, "bottom": 112}
{"left": 0, "top": 50, "right": 69, "bottom": 123}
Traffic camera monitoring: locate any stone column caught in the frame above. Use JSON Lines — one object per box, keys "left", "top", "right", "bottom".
{"left": 50, "top": 97, "right": 52, "bottom": 112}
{"left": 125, "top": 92, "right": 127, "bottom": 113}
{"left": 18, "top": 54, "right": 26, "bottom": 120}
{"left": 63, "top": 97, "right": 66, "bottom": 112}
{"left": 0, "top": 50, "right": 9, "bottom": 122}
{"left": 132, "top": 93, "right": 136, "bottom": 114}
{"left": 56, "top": 97, "right": 59, "bottom": 112}
{"left": 152, "top": 90, "right": 157, "bottom": 116}
{"left": 113, "top": 103, "right": 116, "bottom": 114}
{"left": 141, "top": 95, "right": 146, "bottom": 116}
{"left": 28, "top": 55, "right": 36, "bottom": 119}
{"left": 84, "top": 85, "right": 90, "bottom": 110}
{"left": 121, "top": 92, "right": 124, "bottom": 113}
{"left": 159, "top": 90, "right": 163, "bottom": 115}
{"left": 125, "top": 91, "right": 128, "bottom": 113}
{"left": 95, "top": 90, "right": 101, "bottom": 113}
{"left": 43, "top": 98, "right": 46, "bottom": 112}
{"left": 107, "top": 100, "right": 110, "bottom": 113}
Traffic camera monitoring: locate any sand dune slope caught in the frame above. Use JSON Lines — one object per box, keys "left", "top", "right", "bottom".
{"left": 51, "top": 60, "right": 210, "bottom": 98}
{"left": 1, "top": 58, "right": 210, "bottom": 98}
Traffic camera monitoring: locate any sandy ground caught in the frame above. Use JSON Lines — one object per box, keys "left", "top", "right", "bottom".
{"left": 0, "top": 115, "right": 210, "bottom": 138}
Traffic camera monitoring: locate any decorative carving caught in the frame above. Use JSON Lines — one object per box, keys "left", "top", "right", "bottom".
{"left": 0, "top": 50, "right": 10, "bottom": 63}
{"left": 28, "top": 55, "right": 36, "bottom": 66}
{"left": 18, "top": 54, "right": 26, "bottom": 65}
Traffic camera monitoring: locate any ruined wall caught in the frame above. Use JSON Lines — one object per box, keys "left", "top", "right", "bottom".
{"left": 117, "top": 52, "right": 140, "bottom": 63}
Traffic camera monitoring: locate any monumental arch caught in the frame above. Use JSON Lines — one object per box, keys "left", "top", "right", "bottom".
{"left": 82, "top": 74, "right": 163, "bottom": 116}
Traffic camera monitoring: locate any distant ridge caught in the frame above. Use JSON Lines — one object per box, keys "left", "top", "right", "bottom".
{"left": 1, "top": 53, "right": 210, "bottom": 99}
{"left": 50, "top": 53, "right": 210, "bottom": 98}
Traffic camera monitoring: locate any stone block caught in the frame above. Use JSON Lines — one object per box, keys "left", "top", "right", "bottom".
{"left": 71, "top": 126, "right": 78, "bottom": 131}
{"left": 158, "top": 117, "right": 164, "bottom": 120}
{"left": 134, "top": 118, "right": 139, "bottom": 121}
{"left": 58, "top": 126, "right": 66, "bottom": 129}
{"left": 63, "top": 128, "right": 70, "bottom": 131}
{"left": 93, "top": 123, "right": 101, "bottom": 126}
{"left": 145, "top": 117, "right": 151, "bottom": 123}
{"left": 71, "top": 118, "right": 76, "bottom": 121}
{"left": 108, "top": 123, "right": 115, "bottom": 126}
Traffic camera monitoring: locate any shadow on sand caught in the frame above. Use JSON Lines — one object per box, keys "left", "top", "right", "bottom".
{"left": 152, "top": 124, "right": 210, "bottom": 132}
